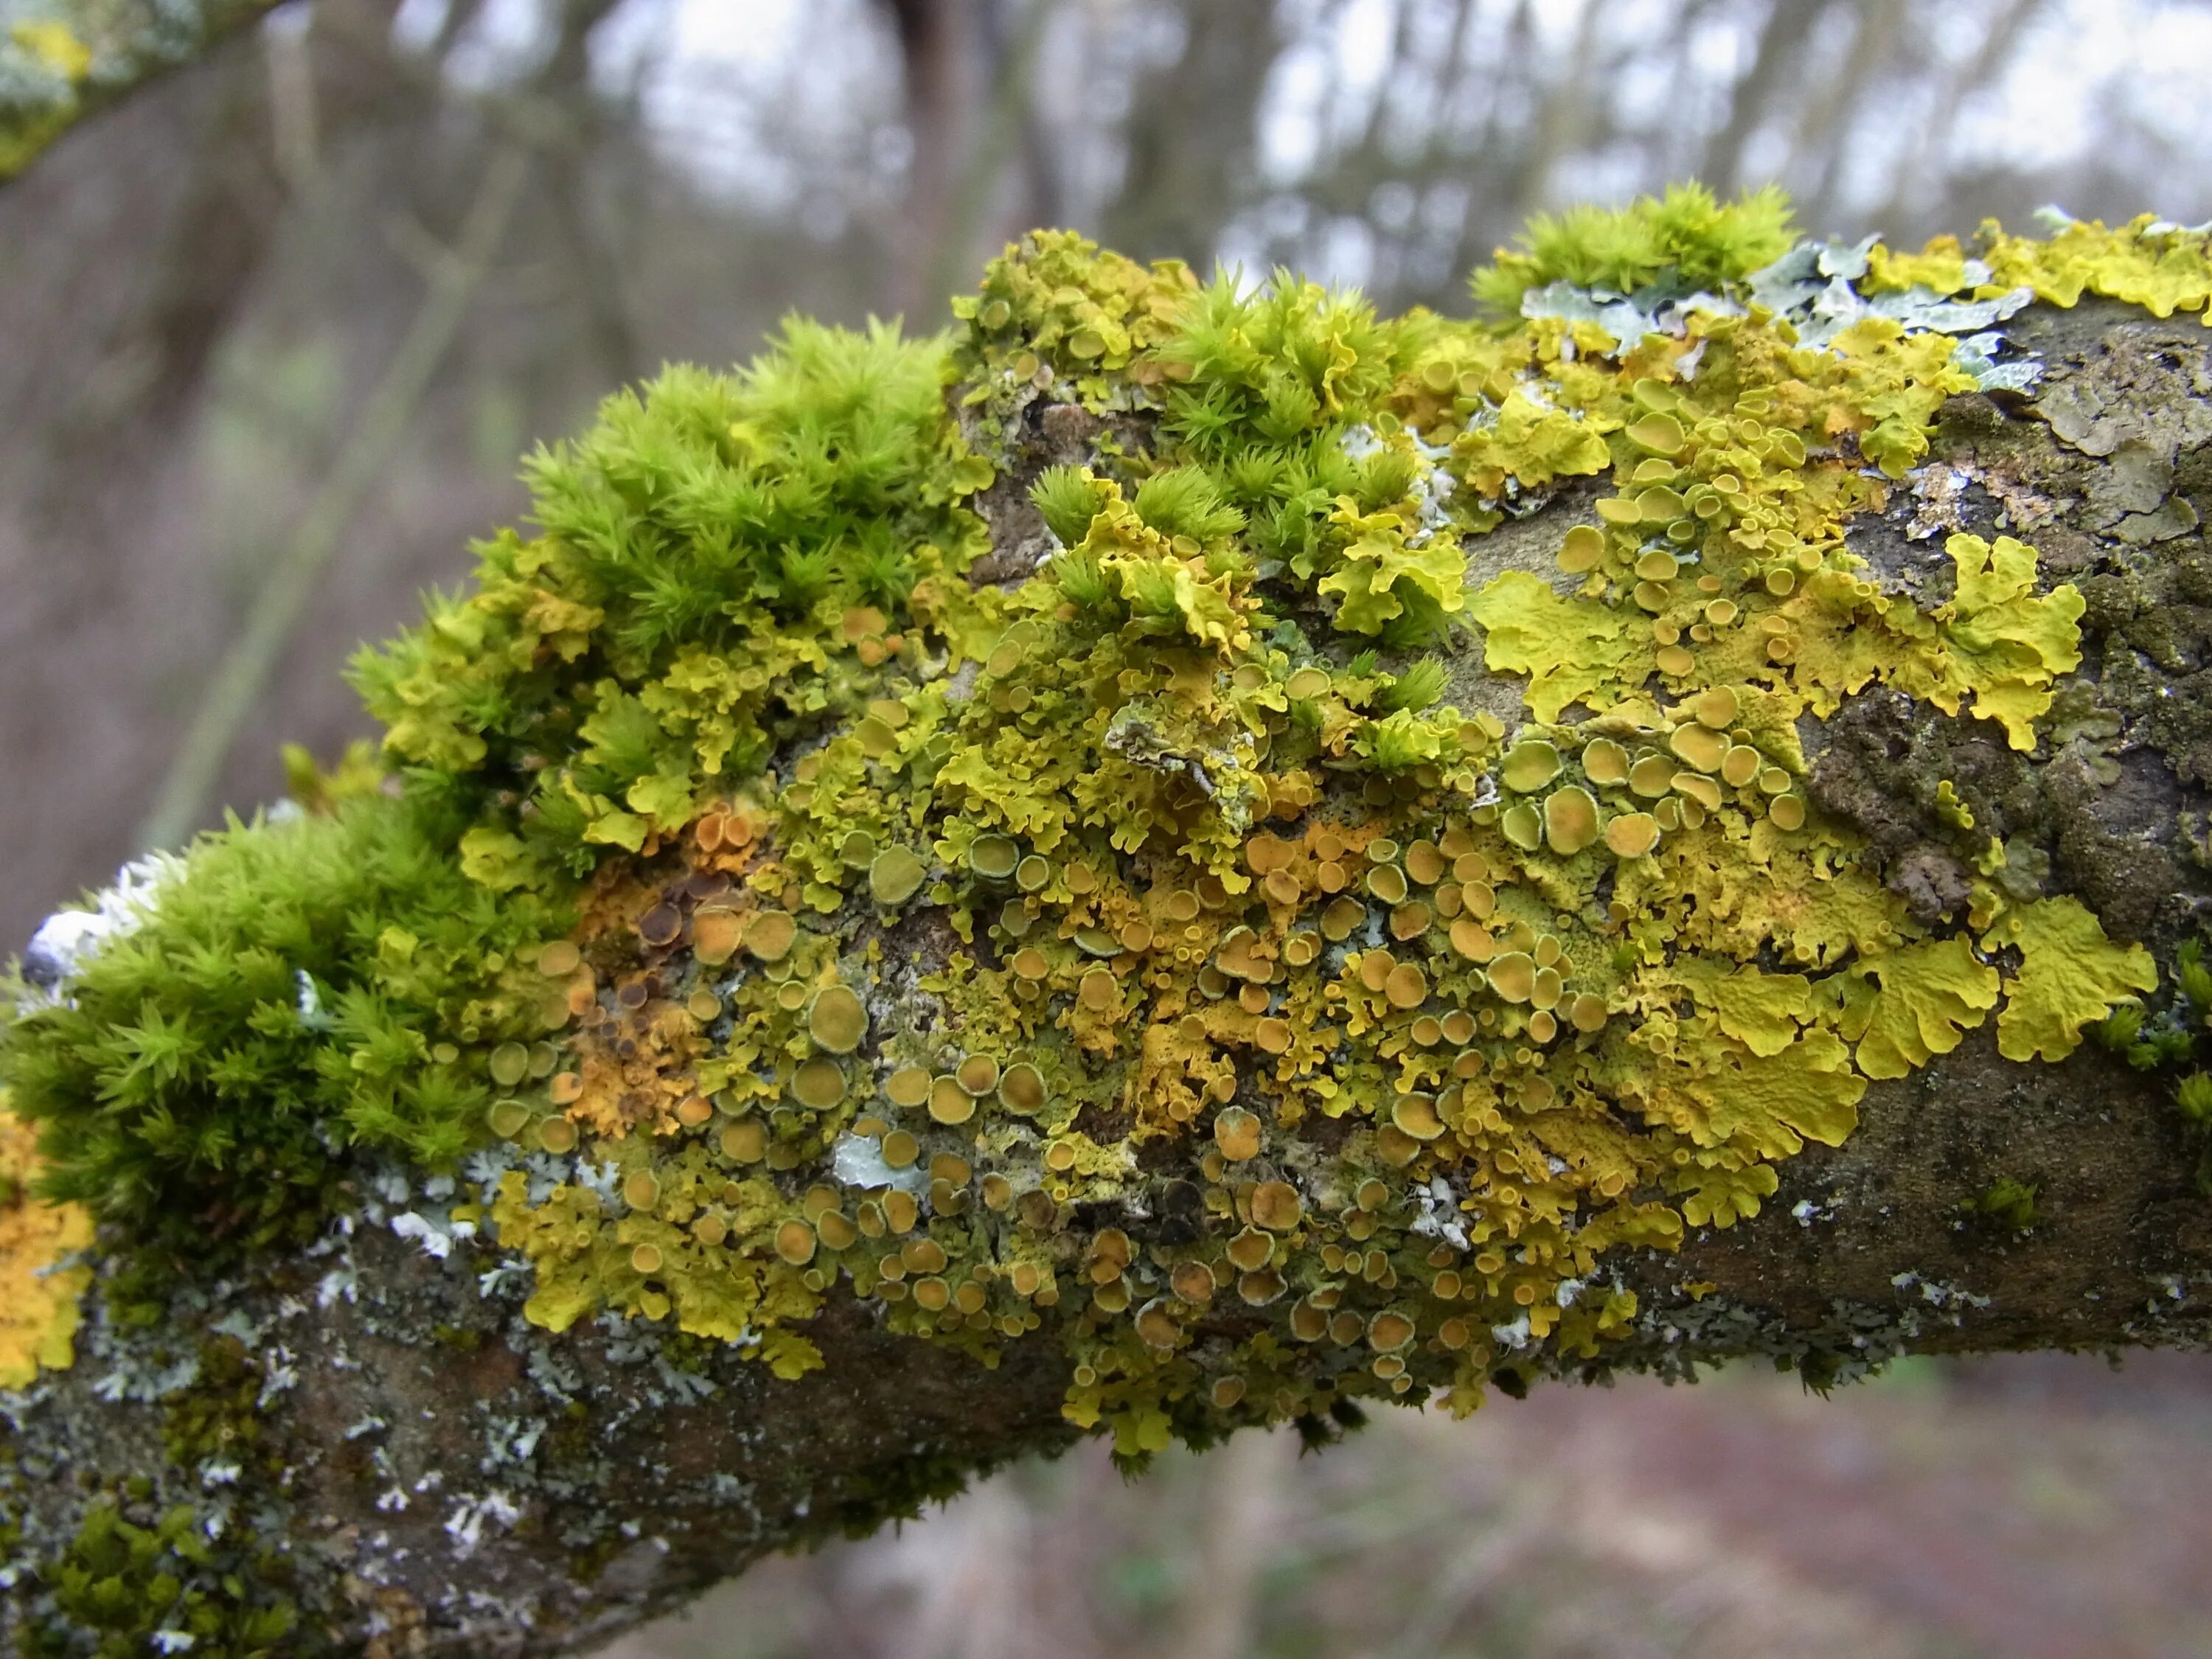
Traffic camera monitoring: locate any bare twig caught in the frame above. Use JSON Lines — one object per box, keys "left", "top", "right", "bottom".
{"left": 136, "top": 137, "right": 531, "bottom": 851}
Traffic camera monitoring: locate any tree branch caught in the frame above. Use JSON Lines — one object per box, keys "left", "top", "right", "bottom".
{"left": 4, "top": 251, "right": 2211, "bottom": 1656}
{"left": 0, "top": 0, "right": 286, "bottom": 181}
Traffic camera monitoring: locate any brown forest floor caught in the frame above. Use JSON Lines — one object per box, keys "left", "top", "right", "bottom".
{"left": 605, "top": 1352, "right": 2212, "bottom": 1659}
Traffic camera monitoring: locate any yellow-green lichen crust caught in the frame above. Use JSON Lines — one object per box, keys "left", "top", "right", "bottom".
{"left": 5, "top": 197, "right": 2201, "bottom": 1470}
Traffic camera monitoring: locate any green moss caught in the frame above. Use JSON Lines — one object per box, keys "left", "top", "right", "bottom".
{"left": 1, "top": 791, "right": 565, "bottom": 1258}
{"left": 1961, "top": 1176, "right": 2040, "bottom": 1231}
{"left": 1470, "top": 181, "right": 1798, "bottom": 313}
{"left": 26, "top": 1499, "right": 304, "bottom": 1659}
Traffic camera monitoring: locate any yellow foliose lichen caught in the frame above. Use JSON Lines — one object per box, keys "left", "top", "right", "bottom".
{"left": 0, "top": 1099, "right": 93, "bottom": 1388}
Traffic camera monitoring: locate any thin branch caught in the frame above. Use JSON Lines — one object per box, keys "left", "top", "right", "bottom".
{"left": 136, "top": 137, "right": 532, "bottom": 852}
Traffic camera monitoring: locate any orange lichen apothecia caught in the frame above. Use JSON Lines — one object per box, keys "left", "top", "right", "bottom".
{"left": 4, "top": 188, "right": 2192, "bottom": 1466}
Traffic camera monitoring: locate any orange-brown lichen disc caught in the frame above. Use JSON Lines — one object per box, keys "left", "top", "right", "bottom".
{"left": 1214, "top": 1107, "right": 1263, "bottom": 1161}
{"left": 792, "top": 1057, "right": 846, "bottom": 1110}
{"left": 1226, "top": 1226, "right": 1274, "bottom": 1271}
{"left": 538, "top": 1118, "right": 579, "bottom": 1155}
{"left": 928, "top": 1076, "right": 977, "bottom": 1125}
{"left": 1255, "top": 1017, "right": 1293, "bottom": 1054}
{"left": 1448, "top": 918, "right": 1496, "bottom": 962}
{"left": 902, "top": 1237, "right": 949, "bottom": 1273}
{"left": 884, "top": 1065, "right": 932, "bottom": 1109}
{"left": 1528, "top": 1009, "right": 1559, "bottom": 1043}
{"left": 1531, "top": 967, "right": 1564, "bottom": 1012}
{"left": 538, "top": 940, "right": 582, "bottom": 977}
{"left": 1078, "top": 967, "right": 1117, "bottom": 1010}
{"left": 675, "top": 1095, "right": 714, "bottom": 1128}
{"left": 1669, "top": 723, "right": 1728, "bottom": 772}
{"left": 1628, "top": 754, "right": 1674, "bottom": 798}
{"left": 883, "top": 1191, "right": 920, "bottom": 1232}
{"left": 1321, "top": 897, "right": 1366, "bottom": 942}
{"left": 998, "top": 1062, "right": 1046, "bottom": 1114}
{"left": 692, "top": 908, "right": 743, "bottom": 967}
{"left": 1368, "top": 1310, "right": 1417, "bottom": 1352}
{"left": 1135, "top": 1300, "right": 1182, "bottom": 1349}
{"left": 1604, "top": 813, "right": 1660, "bottom": 858}
{"left": 630, "top": 1243, "right": 664, "bottom": 1276}
{"left": 1582, "top": 738, "right": 1630, "bottom": 786}
{"left": 692, "top": 1214, "right": 729, "bottom": 1248}
{"left": 1389, "top": 902, "right": 1431, "bottom": 941}
{"left": 745, "top": 908, "right": 797, "bottom": 961}
{"left": 1383, "top": 962, "right": 1428, "bottom": 1010}
{"left": 774, "top": 1220, "right": 818, "bottom": 1267}
{"left": 1692, "top": 686, "right": 1741, "bottom": 728}
{"left": 1721, "top": 744, "right": 1762, "bottom": 787}
{"left": 1559, "top": 523, "right": 1605, "bottom": 572}
{"left": 815, "top": 1211, "right": 858, "bottom": 1251}
{"left": 1500, "top": 739, "right": 1562, "bottom": 793}
{"left": 1172, "top": 1262, "right": 1216, "bottom": 1304}
{"left": 968, "top": 835, "right": 1020, "bottom": 880}
{"left": 1251, "top": 1182, "right": 1303, "bottom": 1231}
{"left": 1404, "top": 840, "right": 1447, "bottom": 885}
{"left": 1391, "top": 1093, "right": 1445, "bottom": 1141}
{"left": 808, "top": 984, "right": 868, "bottom": 1053}
{"left": 1164, "top": 888, "right": 1201, "bottom": 922}
{"left": 1770, "top": 793, "right": 1809, "bottom": 830}
{"left": 880, "top": 1129, "right": 920, "bottom": 1169}
{"left": 1043, "top": 1140, "right": 1078, "bottom": 1172}
{"left": 1011, "top": 946, "right": 1051, "bottom": 981}
{"left": 1237, "top": 1270, "right": 1287, "bottom": 1306}
{"left": 1365, "top": 864, "right": 1409, "bottom": 905}
{"left": 956, "top": 1054, "right": 1001, "bottom": 1096}
{"left": 1543, "top": 786, "right": 1600, "bottom": 855}
{"left": 1674, "top": 771, "right": 1724, "bottom": 810}
{"left": 718, "top": 1120, "right": 767, "bottom": 1163}
{"left": 488, "top": 1042, "right": 529, "bottom": 1087}
{"left": 869, "top": 847, "right": 928, "bottom": 906}
{"left": 1489, "top": 951, "right": 1536, "bottom": 1003}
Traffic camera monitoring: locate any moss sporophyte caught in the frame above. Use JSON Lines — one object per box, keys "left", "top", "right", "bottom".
{"left": 6, "top": 187, "right": 2205, "bottom": 1467}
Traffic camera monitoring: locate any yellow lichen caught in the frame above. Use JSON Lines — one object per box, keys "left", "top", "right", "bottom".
{"left": 0, "top": 1099, "right": 93, "bottom": 1388}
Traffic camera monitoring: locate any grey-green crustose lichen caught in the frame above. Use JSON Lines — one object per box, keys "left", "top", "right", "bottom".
{"left": 3, "top": 187, "right": 2209, "bottom": 1650}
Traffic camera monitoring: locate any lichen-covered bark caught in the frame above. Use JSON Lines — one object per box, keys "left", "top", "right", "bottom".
{"left": 0, "top": 0, "right": 282, "bottom": 181}
{"left": 6, "top": 234, "right": 2212, "bottom": 1654}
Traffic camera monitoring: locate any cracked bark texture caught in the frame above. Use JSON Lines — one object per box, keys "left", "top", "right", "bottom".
{"left": 5, "top": 295, "right": 2212, "bottom": 1657}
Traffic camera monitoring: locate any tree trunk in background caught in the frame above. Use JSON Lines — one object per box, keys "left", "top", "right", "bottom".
{"left": 1099, "top": 0, "right": 1275, "bottom": 271}
{"left": 4, "top": 293, "right": 2210, "bottom": 1656}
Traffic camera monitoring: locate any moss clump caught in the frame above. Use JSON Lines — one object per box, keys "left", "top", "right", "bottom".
{"left": 1470, "top": 181, "right": 1798, "bottom": 313}
{"left": 24, "top": 1499, "right": 303, "bottom": 1659}
{"left": 1, "top": 792, "right": 563, "bottom": 1258}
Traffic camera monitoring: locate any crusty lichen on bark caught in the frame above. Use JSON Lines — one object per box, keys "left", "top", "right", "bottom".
{"left": 4, "top": 192, "right": 2212, "bottom": 1656}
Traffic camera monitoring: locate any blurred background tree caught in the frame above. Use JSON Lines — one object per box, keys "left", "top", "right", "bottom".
{"left": 4, "top": 3, "right": 2212, "bottom": 1652}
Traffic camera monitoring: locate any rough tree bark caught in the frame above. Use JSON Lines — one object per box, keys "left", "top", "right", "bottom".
{"left": 2, "top": 265, "right": 2210, "bottom": 1656}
